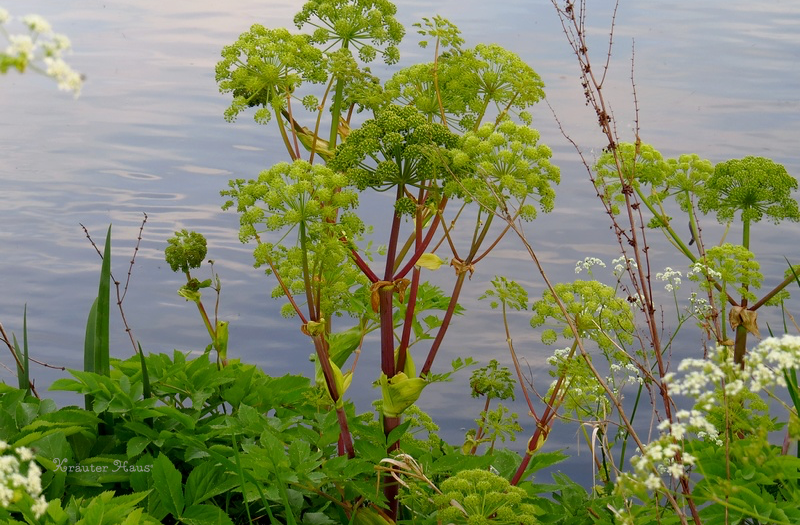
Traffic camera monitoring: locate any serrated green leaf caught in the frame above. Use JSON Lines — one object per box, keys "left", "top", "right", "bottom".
{"left": 184, "top": 462, "right": 238, "bottom": 507}
{"left": 127, "top": 436, "right": 151, "bottom": 458}
{"left": 152, "top": 406, "right": 195, "bottom": 430}
{"left": 180, "top": 504, "right": 235, "bottom": 525}
{"left": 153, "top": 454, "right": 184, "bottom": 517}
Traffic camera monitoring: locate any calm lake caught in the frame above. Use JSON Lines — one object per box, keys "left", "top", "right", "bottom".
{"left": 2, "top": 0, "right": 800, "bottom": 461}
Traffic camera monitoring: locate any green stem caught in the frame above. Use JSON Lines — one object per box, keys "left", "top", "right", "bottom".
{"left": 432, "top": 36, "right": 448, "bottom": 128}
{"left": 470, "top": 395, "right": 493, "bottom": 455}
{"left": 185, "top": 271, "right": 216, "bottom": 343}
{"left": 618, "top": 382, "right": 644, "bottom": 469}
{"left": 275, "top": 109, "right": 298, "bottom": 161}
{"left": 752, "top": 272, "right": 797, "bottom": 311}
{"left": 298, "top": 221, "right": 318, "bottom": 320}
{"left": 328, "top": 39, "right": 348, "bottom": 148}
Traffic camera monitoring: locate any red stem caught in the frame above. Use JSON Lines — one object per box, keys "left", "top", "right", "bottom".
{"left": 396, "top": 267, "right": 420, "bottom": 374}
{"left": 384, "top": 186, "right": 405, "bottom": 280}
{"left": 420, "top": 271, "right": 467, "bottom": 376}
{"left": 393, "top": 210, "right": 443, "bottom": 280}
{"left": 312, "top": 334, "right": 355, "bottom": 458}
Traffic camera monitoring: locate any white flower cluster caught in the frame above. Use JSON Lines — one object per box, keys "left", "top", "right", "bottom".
{"left": 666, "top": 335, "right": 800, "bottom": 398}
{"left": 545, "top": 346, "right": 572, "bottom": 367}
{"left": 619, "top": 335, "right": 800, "bottom": 496}
{"left": 688, "top": 292, "right": 712, "bottom": 318}
{"left": 612, "top": 256, "right": 638, "bottom": 277}
{"left": 0, "top": 441, "right": 48, "bottom": 519}
{"left": 1, "top": 9, "right": 82, "bottom": 96}
{"left": 629, "top": 439, "right": 696, "bottom": 484}
{"left": 575, "top": 256, "right": 606, "bottom": 275}
{"left": 610, "top": 361, "right": 644, "bottom": 386}
{"left": 656, "top": 267, "right": 682, "bottom": 292}
{"left": 687, "top": 261, "right": 722, "bottom": 282}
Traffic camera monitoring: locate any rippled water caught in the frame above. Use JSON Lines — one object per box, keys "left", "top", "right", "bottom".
{"left": 2, "top": 0, "right": 799, "bottom": 457}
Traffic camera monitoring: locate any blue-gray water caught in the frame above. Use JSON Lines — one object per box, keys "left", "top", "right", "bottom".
{"left": 2, "top": 0, "right": 799, "bottom": 477}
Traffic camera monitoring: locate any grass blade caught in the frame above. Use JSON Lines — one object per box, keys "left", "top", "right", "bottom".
{"left": 137, "top": 342, "right": 151, "bottom": 399}
{"left": 83, "top": 298, "right": 98, "bottom": 410}
{"left": 14, "top": 304, "right": 31, "bottom": 395}
{"left": 95, "top": 225, "right": 112, "bottom": 377}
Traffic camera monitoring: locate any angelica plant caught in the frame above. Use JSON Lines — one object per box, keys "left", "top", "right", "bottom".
{"left": 433, "top": 469, "right": 540, "bottom": 525}
{"left": 531, "top": 280, "right": 635, "bottom": 352}
{"left": 386, "top": 24, "right": 545, "bottom": 131}
{"left": 697, "top": 157, "right": 800, "bottom": 363}
{"left": 165, "top": 230, "right": 228, "bottom": 366}
{"left": 699, "top": 156, "right": 800, "bottom": 251}
{"left": 463, "top": 360, "right": 520, "bottom": 454}
{"left": 217, "top": 2, "right": 558, "bottom": 519}
{"left": 217, "top": 0, "right": 403, "bottom": 161}
{"left": 222, "top": 160, "right": 368, "bottom": 457}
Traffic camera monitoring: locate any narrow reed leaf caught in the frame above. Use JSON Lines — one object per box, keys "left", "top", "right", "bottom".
{"left": 95, "top": 225, "right": 112, "bottom": 377}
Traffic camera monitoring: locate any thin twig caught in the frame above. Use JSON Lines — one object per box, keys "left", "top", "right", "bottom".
{"left": 81, "top": 213, "right": 147, "bottom": 354}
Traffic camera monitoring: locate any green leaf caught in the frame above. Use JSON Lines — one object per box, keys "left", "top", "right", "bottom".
{"left": 184, "top": 462, "right": 238, "bottom": 507}
{"left": 386, "top": 419, "right": 412, "bottom": 448}
{"left": 137, "top": 342, "right": 152, "bottom": 399}
{"left": 127, "top": 436, "right": 151, "bottom": 458}
{"left": 14, "top": 304, "right": 30, "bottom": 394}
{"left": 28, "top": 430, "right": 73, "bottom": 459}
{"left": 415, "top": 253, "right": 445, "bottom": 270}
{"left": 153, "top": 453, "right": 185, "bottom": 517}
{"left": 152, "top": 406, "right": 196, "bottom": 430}
{"left": 84, "top": 298, "right": 98, "bottom": 410}
{"left": 180, "top": 504, "right": 235, "bottom": 525}
{"left": 95, "top": 224, "right": 112, "bottom": 377}
{"left": 15, "top": 401, "right": 39, "bottom": 428}
{"left": 302, "top": 511, "right": 338, "bottom": 525}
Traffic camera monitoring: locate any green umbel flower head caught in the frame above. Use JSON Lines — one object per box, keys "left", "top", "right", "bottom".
{"left": 216, "top": 26, "right": 327, "bottom": 123}
{"left": 329, "top": 104, "right": 458, "bottom": 192}
{"left": 699, "top": 156, "right": 800, "bottom": 225}
{"left": 165, "top": 230, "right": 207, "bottom": 274}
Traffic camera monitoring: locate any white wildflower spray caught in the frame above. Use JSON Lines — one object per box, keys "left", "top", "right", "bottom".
{"left": 0, "top": 441, "right": 49, "bottom": 520}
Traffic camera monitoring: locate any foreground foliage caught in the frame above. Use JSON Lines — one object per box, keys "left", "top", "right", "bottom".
{"left": 2, "top": 0, "right": 800, "bottom": 524}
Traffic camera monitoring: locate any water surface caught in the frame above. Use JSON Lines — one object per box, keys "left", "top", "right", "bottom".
{"left": 2, "top": 0, "right": 799, "bottom": 460}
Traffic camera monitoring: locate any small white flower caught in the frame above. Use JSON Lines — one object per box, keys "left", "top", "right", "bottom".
{"left": 575, "top": 256, "right": 606, "bottom": 275}
{"left": 16, "top": 447, "right": 34, "bottom": 462}
{"left": 43, "top": 56, "right": 83, "bottom": 96}
{"left": 0, "top": 8, "right": 10, "bottom": 24}
{"left": 667, "top": 462, "right": 684, "bottom": 479}
{"left": 644, "top": 473, "right": 661, "bottom": 490}
{"left": 22, "top": 14, "right": 52, "bottom": 34}
{"left": 53, "top": 33, "right": 71, "bottom": 51}
{"left": 670, "top": 423, "right": 686, "bottom": 441}
{"left": 7, "top": 34, "right": 36, "bottom": 60}
{"left": 32, "top": 495, "right": 49, "bottom": 518}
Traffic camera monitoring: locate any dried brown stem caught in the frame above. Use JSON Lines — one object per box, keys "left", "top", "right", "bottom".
{"left": 81, "top": 213, "right": 147, "bottom": 354}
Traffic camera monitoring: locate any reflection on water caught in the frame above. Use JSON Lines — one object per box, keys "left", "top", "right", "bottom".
{"left": 2, "top": 0, "right": 799, "bottom": 466}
